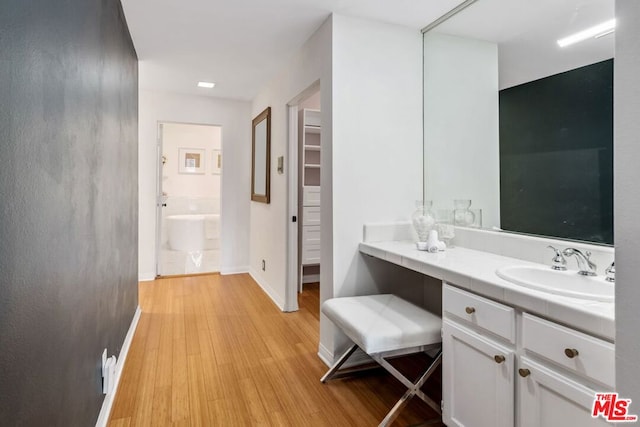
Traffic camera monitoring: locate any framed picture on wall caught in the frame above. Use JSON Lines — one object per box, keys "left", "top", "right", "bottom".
{"left": 212, "top": 149, "right": 222, "bottom": 175}
{"left": 178, "top": 148, "right": 205, "bottom": 174}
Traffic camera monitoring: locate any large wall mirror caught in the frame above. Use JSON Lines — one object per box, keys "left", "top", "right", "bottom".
{"left": 423, "top": 0, "right": 614, "bottom": 245}
{"left": 252, "top": 107, "right": 271, "bottom": 203}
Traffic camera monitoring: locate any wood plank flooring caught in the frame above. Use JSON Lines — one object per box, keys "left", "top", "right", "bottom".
{"left": 108, "top": 274, "right": 441, "bottom": 426}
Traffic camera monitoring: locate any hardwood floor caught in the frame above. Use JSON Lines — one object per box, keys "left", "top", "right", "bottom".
{"left": 108, "top": 274, "right": 441, "bottom": 426}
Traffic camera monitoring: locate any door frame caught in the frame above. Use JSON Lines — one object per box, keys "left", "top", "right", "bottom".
{"left": 285, "top": 105, "right": 299, "bottom": 311}
{"left": 155, "top": 121, "right": 224, "bottom": 278}
{"left": 155, "top": 122, "right": 164, "bottom": 277}
{"left": 285, "top": 81, "right": 321, "bottom": 312}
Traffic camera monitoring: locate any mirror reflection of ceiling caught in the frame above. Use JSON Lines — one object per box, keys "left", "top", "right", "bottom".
{"left": 122, "top": 0, "right": 466, "bottom": 99}
{"left": 431, "top": 0, "right": 615, "bottom": 89}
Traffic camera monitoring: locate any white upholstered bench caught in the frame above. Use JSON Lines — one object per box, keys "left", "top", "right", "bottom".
{"left": 321, "top": 294, "right": 442, "bottom": 426}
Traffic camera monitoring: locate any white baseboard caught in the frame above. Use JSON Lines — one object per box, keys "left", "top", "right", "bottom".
{"left": 220, "top": 265, "right": 250, "bottom": 275}
{"left": 318, "top": 343, "right": 333, "bottom": 367}
{"left": 317, "top": 342, "right": 372, "bottom": 369}
{"left": 302, "top": 274, "right": 320, "bottom": 284}
{"left": 138, "top": 272, "right": 156, "bottom": 282}
{"left": 249, "top": 269, "right": 285, "bottom": 311}
{"left": 95, "top": 306, "right": 142, "bottom": 427}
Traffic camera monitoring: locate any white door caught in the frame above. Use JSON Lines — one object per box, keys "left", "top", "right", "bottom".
{"left": 518, "top": 356, "right": 610, "bottom": 427}
{"left": 443, "top": 320, "right": 515, "bottom": 427}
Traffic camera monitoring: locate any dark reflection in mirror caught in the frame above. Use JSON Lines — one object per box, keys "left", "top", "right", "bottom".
{"left": 500, "top": 59, "right": 613, "bottom": 244}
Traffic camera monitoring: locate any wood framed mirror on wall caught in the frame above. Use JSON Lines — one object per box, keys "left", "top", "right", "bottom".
{"left": 251, "top": 107, "right": 271, "bottom": 203}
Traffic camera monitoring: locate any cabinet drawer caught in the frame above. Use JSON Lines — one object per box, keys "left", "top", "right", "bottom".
{"left": 522, "top": 313, "right": 615, "bottom": 387}
{"left": 443, "top": 284, "right": 515, "bottom": 343}
{"left": 302, "top": 206, "right": 320, "bottom": 226}
{"left": 303, "top": 186, "right": 321, "bottom": 206}
{"left": 302, "top": 244, "right": 320, "bottom": 265}
{"left": 302, "top": 225, "right": 321, "bottom": 245}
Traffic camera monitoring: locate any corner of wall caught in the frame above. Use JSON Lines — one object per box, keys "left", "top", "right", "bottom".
{"left": 248, "top": 269, "right": 286, "bottom": 311}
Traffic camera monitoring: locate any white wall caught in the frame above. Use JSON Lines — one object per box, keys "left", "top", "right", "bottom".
{"left": 249, "top": 17, "right": 332, "bottom": 309}
{"left": 615, "top": 0, "right": 640, "bottom": 402}
{"left": 139, "top": 89, "right": 252, "bottom": 280}
{"left": 423, "top": 33, "right": 500, "bottom": 229}
{"left": 249, "top": 14, "right": 424, "bottom": 360}
{"left": 326, "top": 14, "right": 424, "bottom": 356}
{"left": 299, "top": 90, "right": 321, "bottom": 110}
{"left": 162, "top": 123, "right": 221, "bottom": 199}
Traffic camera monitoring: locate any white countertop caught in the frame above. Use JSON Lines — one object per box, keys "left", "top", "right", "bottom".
{"left": 359, "top": 240, "right": 615, "bottom": 341}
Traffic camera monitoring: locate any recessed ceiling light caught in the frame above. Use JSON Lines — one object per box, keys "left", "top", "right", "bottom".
{"left": 557, "top": 19, "right": 616, "bottom": 48}
{"left": 197, "top": 81, "right": 216, "bottom": 89}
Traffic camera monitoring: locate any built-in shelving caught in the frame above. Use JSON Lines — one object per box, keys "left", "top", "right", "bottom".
{"left": 298, "top": 108, "right": 321, "bottom": 292}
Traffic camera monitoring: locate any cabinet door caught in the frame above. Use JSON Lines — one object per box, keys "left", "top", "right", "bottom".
{"left": 518, "top": 356, "right": 609, "bottom": 427}
{"left": 443, "top": 320, "right": 514, "bottom": 427}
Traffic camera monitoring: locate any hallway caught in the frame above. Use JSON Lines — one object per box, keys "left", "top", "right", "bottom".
{"left": 108, "top": 274, "right": 440, "bottom": 426}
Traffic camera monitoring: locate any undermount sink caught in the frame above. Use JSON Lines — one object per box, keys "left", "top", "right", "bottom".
{"left": 496, "top": 265, "right": 614, "bottom": 302}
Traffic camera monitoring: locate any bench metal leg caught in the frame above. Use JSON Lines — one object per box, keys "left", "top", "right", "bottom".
{"left": 321, "top": 343, "right": 443, "bottom": 426}
{"left": 377, "top": 349, "right": 443, "bottom": 427}
{"left": 320, "top": 344, "right": 358, "bottom": 383}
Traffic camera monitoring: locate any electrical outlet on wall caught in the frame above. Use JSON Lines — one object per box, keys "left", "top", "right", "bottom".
{"left": 101, "top": 348, "right": 108, "bottom": 395}
{"left": 103, "top": 355, "right": 117, "bottom": 395}
{"left": 262, "top": 259, "right": 266, "bottom": 271}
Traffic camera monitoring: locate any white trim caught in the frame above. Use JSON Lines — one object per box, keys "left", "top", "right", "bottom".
{"left": 138, "top": 272, "right": 156, "bottom": 282}
{"left": 285, "top": 104, "right": 300, "bottom": 312}
{"left": 95, "top": 306, "right": 142, "bottom": 427}
{"left": 302, "top": 273, "right": 320, "bottom": 284}
{"left": 318, "top": 343, "right": 333, "bottom": 367}
{"left": 220, "top": 266, "right": 250, "bottom": 275}
{"left": 318, "top": 342, "right": 372, "bottom": 369}
{"left": 155, "top": 123, "right": 164, "bottom": 278}
{"left": 249, "top": 269, "right": 285, "bottom": 311}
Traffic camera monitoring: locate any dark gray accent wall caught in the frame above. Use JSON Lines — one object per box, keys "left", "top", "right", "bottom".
{"left": 0, "top": 0, "right": 138, "bottom": 425}
{"left": 615, "top": 0, "right": 640, "bottom": 405}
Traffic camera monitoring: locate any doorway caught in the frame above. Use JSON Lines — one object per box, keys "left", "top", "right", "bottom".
{"left": 156, "top": 122, "right": 222, "bottom": 277}
{"left": 286, "top": 84, "right": 321, "bottom": 311}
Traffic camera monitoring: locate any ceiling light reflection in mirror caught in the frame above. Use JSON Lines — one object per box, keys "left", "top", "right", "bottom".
{"left": 423, "top": 0, "right": 614, "bottom": 245}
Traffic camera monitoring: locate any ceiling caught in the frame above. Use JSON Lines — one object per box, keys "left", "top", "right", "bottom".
{"left": 121, "top": 0, "right": 462, "bottom": 101}
{"left": 431, "top": 0, "right": 615, "bottom": 88}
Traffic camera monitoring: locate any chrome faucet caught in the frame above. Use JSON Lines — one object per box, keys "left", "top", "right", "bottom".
{"left": 562, "top": 248, "right": 597, "bottom": 276}
{"left": 605, "top": 262, "right": 615, "bottom": 282}
{"left": 547, "top": 246, "right": 567, "bottom": 271}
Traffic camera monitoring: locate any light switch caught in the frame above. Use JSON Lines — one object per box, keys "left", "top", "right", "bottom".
{"left": 277, "top": 156, "right": 284, "bottom": 174}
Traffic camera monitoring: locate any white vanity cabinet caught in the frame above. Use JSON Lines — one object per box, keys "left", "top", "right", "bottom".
{"left": 517, "top": 313, "right": 614, "bottom": 427}
{"left": 442, "top": 284, "right": 516, "bottom": 427}
{"left": 518, "top": 357, "right": 609, "bottom": 427}
{"left": 442, "top": 284, "right": 615, "bottom": 427}
{"left": 443, "top": 321, "right": 515, "bottom": 427}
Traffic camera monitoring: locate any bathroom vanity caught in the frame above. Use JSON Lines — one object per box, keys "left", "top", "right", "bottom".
{"left": 359, "top": 227, "right": 615, "bottom": 427}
